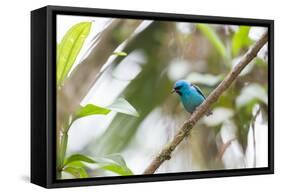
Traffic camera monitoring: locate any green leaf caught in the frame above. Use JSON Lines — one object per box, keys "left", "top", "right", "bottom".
{"left": 64, "top": 154, "right": 96, "bottom": 166}
{"left": 95, "top": 154, "right": 133, "bottom": 176}
{"left": 64, "top": 153, "right": 134, "bottom": 176}
{"left": 76, "top": 104, "right": 110, "bottom": 119}
{"left": 57, "top": 22, "right": 92, "bottom": 86}
{"left": 75, "top": 98, "right": 139, "bottom": 120}
{"left": 112, "top": 51, "right": 127, "bottom": 56}
{"left": 107, "top": 98, "right": 139, "bottom": 117}
{"left": 101, "top": 163, "right": 133, "bottom": 176}
{"left": 232, "top": 26, "right": 252, "bottom": 56}
{"left": 196, "top": 24, "right": 226, "bottom": 58}
{"left": 104, "top": 153, "right": 127, "bottom": 167}
{"left": 63, "top": 166, "right": 89, "bottom": 178}
{"left": 64, "top": 161, "right": 86, "bottom": 168}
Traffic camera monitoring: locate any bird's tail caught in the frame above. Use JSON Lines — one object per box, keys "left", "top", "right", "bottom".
{"left": 205, "top": 109, "right": 213, "bottom": 116}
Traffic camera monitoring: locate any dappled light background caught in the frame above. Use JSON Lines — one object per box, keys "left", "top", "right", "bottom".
{"left": 57, "top": 15, "right": 268, "bottom": 178}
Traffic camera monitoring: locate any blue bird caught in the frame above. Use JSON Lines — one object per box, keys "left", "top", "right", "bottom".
{"left": 171, "top": 80, "right": 212, "bottom": 116}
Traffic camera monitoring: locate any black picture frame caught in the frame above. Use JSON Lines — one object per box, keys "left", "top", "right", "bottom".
{"left": 31, "top": 5, "right": 274, "bottom": 188}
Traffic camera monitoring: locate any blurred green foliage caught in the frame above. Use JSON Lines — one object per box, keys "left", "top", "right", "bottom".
{"left": 232, "top": 26, "right": 252, "bottom": 56}
{"left": 58, "top": 18, "right": 268, "bottom": 177}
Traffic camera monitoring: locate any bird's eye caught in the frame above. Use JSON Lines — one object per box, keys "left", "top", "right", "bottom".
{"left": 175, "top": 85, "right": 182, "bottom": 90}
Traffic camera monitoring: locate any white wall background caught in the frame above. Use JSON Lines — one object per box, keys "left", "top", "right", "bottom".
{"left": 0, "top": 0, "right": 279, "bottom": 193}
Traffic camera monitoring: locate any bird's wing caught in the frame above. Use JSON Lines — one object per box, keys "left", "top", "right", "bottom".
{"left": 191, "top": 83, "right": 206, "bottom": 99}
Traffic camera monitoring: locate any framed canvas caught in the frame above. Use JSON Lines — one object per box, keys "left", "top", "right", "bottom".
{"left": 31, "top": 5, "right": 274, "bottom": 188}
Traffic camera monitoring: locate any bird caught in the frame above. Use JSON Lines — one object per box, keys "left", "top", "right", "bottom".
{"left": 171, "top": 80, "right": 212, "bottom": 116}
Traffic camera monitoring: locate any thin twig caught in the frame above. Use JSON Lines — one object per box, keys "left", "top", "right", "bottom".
{"left": 217, "top": 138, "right": 236, "bottom": 161}
{"left": 143, "top": 31, "right": 268, "bottom": 174}
{"left": 251, "top": 108, "right": 261, "bottom": 167}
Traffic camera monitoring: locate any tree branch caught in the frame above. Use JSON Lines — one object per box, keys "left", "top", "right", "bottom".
{"left": 143, "top": 31, "right": 268, "bottom": 174}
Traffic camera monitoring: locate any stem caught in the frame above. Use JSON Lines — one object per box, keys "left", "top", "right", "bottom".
{"left": 57, "top": 118, "right": 74, "bottom": 179}
{"left": 251, "top": 108, "right": 261, "bottom": 167}
{"left": 60, "top": 132, "right": 68, "bottom": 168}
{"left": 143, "top": 31, "right": 268, "bottom": 175}
{"left": 57, "top": 131, "right": 68, "bottom": 179}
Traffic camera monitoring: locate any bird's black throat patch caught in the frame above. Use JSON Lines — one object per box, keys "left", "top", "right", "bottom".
{"left": 176, "top": 91, "right": 182, "bottom": 96}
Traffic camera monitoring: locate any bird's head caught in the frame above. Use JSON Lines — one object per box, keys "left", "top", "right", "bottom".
{"left": 171, "top": 80, "right": 191, "bottom": 96}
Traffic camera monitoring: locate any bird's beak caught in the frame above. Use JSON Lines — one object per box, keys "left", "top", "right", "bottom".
{"left": 171, "top": 88, "right": 176, "bottom": 93}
